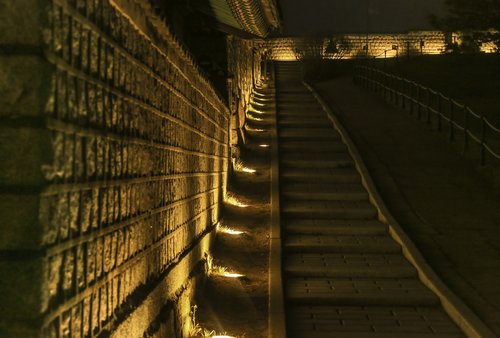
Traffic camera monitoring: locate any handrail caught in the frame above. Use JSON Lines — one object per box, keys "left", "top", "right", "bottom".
{"left": 354, "top": 65, "right": 500, "bottom": 166}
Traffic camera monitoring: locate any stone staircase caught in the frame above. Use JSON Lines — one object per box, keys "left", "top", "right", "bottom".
{"left": 275, "top": 62, "right": 464, "bottom": 338}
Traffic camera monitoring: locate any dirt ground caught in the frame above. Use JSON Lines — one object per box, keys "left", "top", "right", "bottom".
{"left": 193, "top": 133, "right": 272, "bottom": 337}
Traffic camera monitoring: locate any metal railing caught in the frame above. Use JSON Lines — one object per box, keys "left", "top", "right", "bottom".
{"left": 354, "top": 65, "right": 500, "bottom": 166}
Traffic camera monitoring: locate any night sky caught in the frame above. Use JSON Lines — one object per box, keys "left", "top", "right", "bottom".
{"left": 280, "top": 0, "right": 446, "bottom": 35}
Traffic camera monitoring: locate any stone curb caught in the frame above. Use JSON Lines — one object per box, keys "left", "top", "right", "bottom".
{"left": 304, "top": 81, "right": 496, "bottom": 338}
{"left": 267, "top": 70, "right": 287, "bottom": 338}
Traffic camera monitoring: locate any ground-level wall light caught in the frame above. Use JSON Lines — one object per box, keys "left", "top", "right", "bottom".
{"left": 250, "top": 100, "right": 265, "bottom": 107}
{"left": 246, "top": 114, "right": 264, "bottom": 122}
{"left": 224, "top": 194, "right": 249, "bottom": 208}
{"left": 218, "top": 226, "right": 245, "bottom": 236}
{"left": 207, "top": 258, "right": 245, "bottom": 279}
{"left": 252, "top": 95, "right": 273, "bottom": 101}
{"left": 259, "top": 144, "right": 270, "bottom": 148}
{"left": 241, "top": 167, "right": 256, "bottom": 174}
{"left": 248, "top": 108, "right": 266, "bottom": 115}
{"left": 221, "top": 272, "right": 245, "bottom": 279}
{"left": 232, "top": 158, "right": 257, "bottom": 174}
{"left": 245, "top": 125, "right": 265, "bottom": 132}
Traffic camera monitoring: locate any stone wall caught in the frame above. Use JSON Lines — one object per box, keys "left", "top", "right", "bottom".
{"left": 227, "top": 36, "right": 261, "bottom": 148}
{"left": 0, "top": 0, "right": 229, "bottom": 337}
{"left": 264, "top": 31, "right": 450, "bottom": 61}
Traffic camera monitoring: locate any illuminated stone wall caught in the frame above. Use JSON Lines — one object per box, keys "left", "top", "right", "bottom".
{"left": 0, "top": 0, "right": 229, "bottom": 337}
{"left": 227, "top": 36, "right": 262, "bottom": 147}
{"left": 264, "top": 31, "right": 451, "bottom": 61}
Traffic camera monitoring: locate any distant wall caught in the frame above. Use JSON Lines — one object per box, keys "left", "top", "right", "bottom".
{"left": 264, "top": 31, "right": 460, "bottom": 60}
{"left": 0, "top": 0, "right": 230, "bottom": 337}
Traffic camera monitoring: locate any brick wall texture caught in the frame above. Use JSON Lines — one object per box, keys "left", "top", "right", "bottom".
{"left": 0, "top": 0, "right": 232, "bottom": 337}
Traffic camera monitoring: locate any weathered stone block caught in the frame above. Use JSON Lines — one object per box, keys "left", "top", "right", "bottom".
{"left": 0, "top": 193, "right": 42, "bottom": 250}
{"left": 0, "top": 0, "right": 231, "bottom": 337}
{"left": 0, "top": 127, "right": 53, "bottom": 186}
{"left": 0, "top": 56, "right": 53, "bottom": 117}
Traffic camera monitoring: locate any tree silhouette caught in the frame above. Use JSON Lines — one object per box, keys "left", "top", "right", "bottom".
{"left": 431, "top": 0, "right": 500, "bottom": 52}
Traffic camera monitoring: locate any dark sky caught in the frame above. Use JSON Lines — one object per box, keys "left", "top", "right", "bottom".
{"left": 280, "top": 0, "right": 446, "bottom": 35}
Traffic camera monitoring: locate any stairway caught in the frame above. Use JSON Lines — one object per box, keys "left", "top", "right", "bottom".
{"left": 275, "top": 62, "right": 464, "bottom": 338}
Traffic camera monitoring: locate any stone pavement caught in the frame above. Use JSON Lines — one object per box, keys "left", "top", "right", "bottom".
{"left": 275, "top": 62, "right": 466, "bottom": 337}
{"left": 315, "top": 76, "right": 500, "bottom": 335}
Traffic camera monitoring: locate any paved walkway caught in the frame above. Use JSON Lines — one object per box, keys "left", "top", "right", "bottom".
{"left": 275, "top": 63, "right": 466, "bottom": 337}
{"left": 315, "top": 76, "right": 500, "bottom": 335}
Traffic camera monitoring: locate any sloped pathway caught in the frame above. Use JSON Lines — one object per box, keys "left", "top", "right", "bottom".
{"left": 274, "top": 62, "right": 475, "bottom": 337}
{"left": 314, "top": 75, "right": 500, "bottom": 336}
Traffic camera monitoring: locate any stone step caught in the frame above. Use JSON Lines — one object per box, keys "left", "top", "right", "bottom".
{"left": 276, "top": 90, "right": 310, "bottom": 94}
{"left": 279, "top": 121, "right": 331, "bottom": 128}
{"left": 279, "top": 116, "right": 330, "bottom": 123}
{"left": 282, "top": 183, "right": 367, "bottom": 201}
{"left": 287, "top": 306, "right": 463, "bottom": 338}
{"left": 282, "top": 200, "right": 378, "bottom": 219}
{"left": 284, "top": 235, "right": 400, "bottom": 253}
{"left": 278, "top": 114, "right": 327, "bottom": 120}
{"left": 281, "top": 155, "right": 353, "bottom": 169}
{"left": 284, "top": 253, "right": 416, "bottom": 278}
{"left": 280, "top": 140, "right": 345, "bottom": 151}
{"left": 280, "top": 152, "right": 354, "bottom": 168}
{"left": 289, "top": 332, "right": 461, "bottom": 338}
{"left": 246, "top": 118, "right": 274, "bottom": 126}
{"left": 286, "top": 277, "right": 439, "bottom": 306}
{"left": 252, "top": 93, "right": 274, "bottom": 99}
{"left": 278, "top": 108, "right": 322, "bottom": 114}
{"left": 283, "top": 219, "right": 387, "bottom": 235}
{"left": 281, "top": 168, "right": 360, "bottom": 184}
{"left": 279, "top": 128, "right": 340, "bottom": 140}
{"left": 278, "top": 97, "right": 317, "bottom": 101}
{"left": 278, "top": 111, "right": 325, "bottom": 118}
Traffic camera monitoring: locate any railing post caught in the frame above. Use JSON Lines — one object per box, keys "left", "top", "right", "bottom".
{"left": 370, "top": 68, "right": 373, "bottom": 90}
{"left": 417, "top": 85, "right": 421, "bottom": 120}
{"left": 463, "top": 106, "right": 469, "bottom": 153}
{"left": 402, "top": 80, "right": 406, "bottom": 111}
{"left": 386, "top": 74, "right": 390, "bottom": 102}
{"left": 480, "top": 116, "right": 486, "bottom": 166}
{"left": 407, "top": 81, "right": 411, "bottom": 112}
{"left": 383, "top": 73, "right": 387, "bottom": 101}
{"left": 394, "top": 77, "right": 398, "bottom": 106}
{"left": 386, "top": 75, "right": 390, "bottom": 102}
{"left": 388, "top": 74, "right": 392, "bottom": 102}
{"left": 395, "top": 77, "right": 399, "bottom": 107}
{"left": 391, "top": 76, "right": 395, "bottom": 104}
{"left": 437, "top": 95, "right": 442, "bottom": 131}
{"left": 409, "top": 82, "right": 414, "bottom": 116}
{"left": 399, "top": 78, "right": 403, "bottom": 109}
{"left": 426, "top": 88, "right": 431, "bottom": 125}
{"left": 449, "top": 99, "right": 454, "bottom": 142}
{"left": 370, "top": 68, "right": 375, "bottom": 91}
